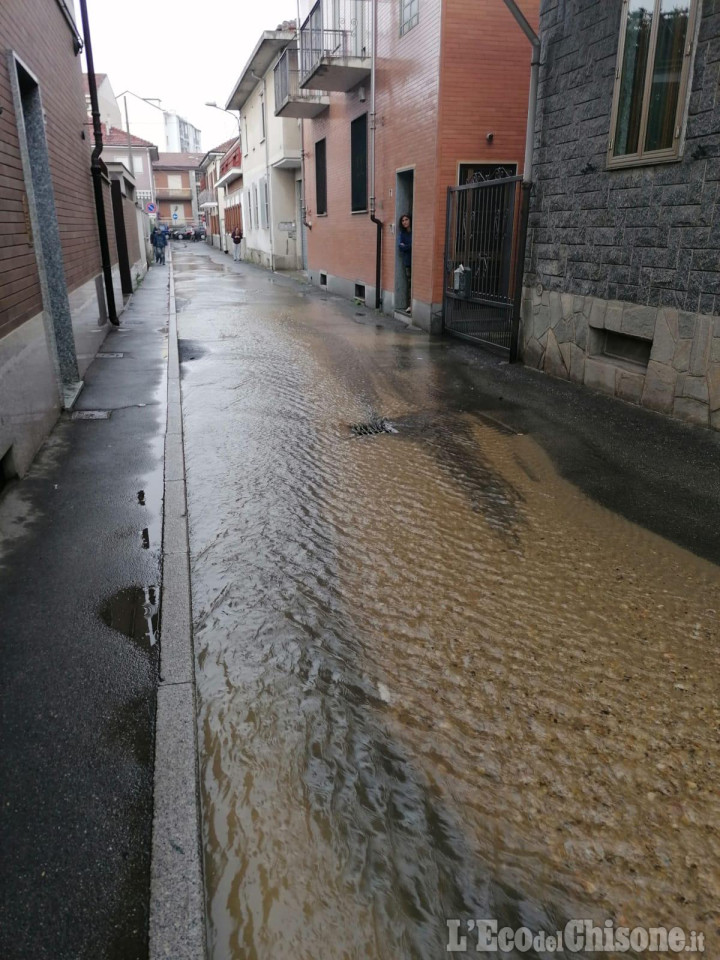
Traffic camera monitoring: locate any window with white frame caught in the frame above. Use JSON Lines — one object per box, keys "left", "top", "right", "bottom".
{"left": 261, "top": 178, "right": 269, "bottom": 229}
{"left": 252, "top": 183, "right": 259, "bottom": 230}
{"left": 400, "top": 0, "right": 419, "bottom": 36}
{"left": 167, "top": 174, "right": 183, "bottom": 189}
{"left": 260, "top": 96, "right": 266, "bottom": 141}
{"left": 609, "top": 0, "right": 698, "bottom": 167}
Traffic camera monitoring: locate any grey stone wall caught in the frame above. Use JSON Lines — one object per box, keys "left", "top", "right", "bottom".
{"left": 522, "top": 0, "right": 720, "bottom": 429}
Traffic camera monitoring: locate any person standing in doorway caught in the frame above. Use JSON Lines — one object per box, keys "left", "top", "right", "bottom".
{"left": 398, "top": 214, "right": 412, "bottom": 315}
{"left": 231, "top": 226, "right": 243, "bottom": 262}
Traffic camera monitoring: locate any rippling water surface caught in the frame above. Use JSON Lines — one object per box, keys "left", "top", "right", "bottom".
{"left": 174, "top": 248, "right": 719, "bottom": 959}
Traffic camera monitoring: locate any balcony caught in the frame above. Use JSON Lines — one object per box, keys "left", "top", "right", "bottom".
{"left": 299, "top": 0, "right": 371, "bottom": 93}
{"left": 274, "top": 46, "right": 329, "bottom": 118}
{"left": 155, "top": 186, "right": 193, "bottom": 200}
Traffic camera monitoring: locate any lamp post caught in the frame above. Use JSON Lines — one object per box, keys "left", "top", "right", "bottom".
{"left": 204, "top": 101, "right": 242, "bottom": 140}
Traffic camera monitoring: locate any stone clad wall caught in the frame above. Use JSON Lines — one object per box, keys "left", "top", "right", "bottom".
{"left": 523, "top": 288, "right": 720, "bottom": 428}
{"left": 522, "top": 0, "right": 720, "bottom": 430}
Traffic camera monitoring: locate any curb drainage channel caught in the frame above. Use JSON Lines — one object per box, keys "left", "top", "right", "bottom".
{"left": 149, "top": 252, "right": 207, "bottom": 960}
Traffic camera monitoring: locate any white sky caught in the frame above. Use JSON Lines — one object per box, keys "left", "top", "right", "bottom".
{"left": 80, "top": 0, "right": 299, "bottom": 151}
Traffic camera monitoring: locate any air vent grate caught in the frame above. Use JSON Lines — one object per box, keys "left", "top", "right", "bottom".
{"left": 350, "top": 418, "right": 397, "bottom": 437}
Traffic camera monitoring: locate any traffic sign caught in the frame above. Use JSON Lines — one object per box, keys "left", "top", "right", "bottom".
{"left": 146, "top": 202, "right": 156, "bottom": 213}
{"left": 172, "top": 213, "right": 178, "bottom": 220}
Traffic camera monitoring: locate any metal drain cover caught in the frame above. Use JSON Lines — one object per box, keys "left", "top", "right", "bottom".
{"left": 350, "top": 418, "right": 397, "bottom": 437}
{"left": 71, "top": 410, "right": 111, "bottom": 420}
{"left": 96, "top": 352, "right": 125, "bottom": 358}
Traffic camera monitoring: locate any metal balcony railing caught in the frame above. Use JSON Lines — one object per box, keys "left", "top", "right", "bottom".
{"left": 155, "top": 187, "right": 193, "bottom": 200}
{"left": 274, "top": 46, "right": 329, "bottom": 115}
{"left": 299, "top": 0, "right": 371, "bottom": 86}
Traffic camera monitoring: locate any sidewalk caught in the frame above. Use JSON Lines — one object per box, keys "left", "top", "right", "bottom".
{"left": 0, "top": 266, "right": 168, "bottom": 960}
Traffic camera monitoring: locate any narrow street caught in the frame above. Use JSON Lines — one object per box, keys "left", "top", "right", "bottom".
{"left": 173, "top": 244, "right": 720, "bottom": 959}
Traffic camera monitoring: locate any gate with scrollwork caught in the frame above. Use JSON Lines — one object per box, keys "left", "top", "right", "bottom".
{"left": 443, "top": 172, "right": 524, "bottom": 359}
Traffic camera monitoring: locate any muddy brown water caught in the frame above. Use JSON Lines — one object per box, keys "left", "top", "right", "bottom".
{"left": 174, "top": 247, "right": 719, "bottom": 960}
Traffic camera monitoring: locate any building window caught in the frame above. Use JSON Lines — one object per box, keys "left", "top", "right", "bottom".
{"left": 609, "top": 0, "right": 698, "bottom": 167}
{"left": 315, "top": 138, "right": 327, "bottom": 215}
{"left": 350, "top": 114, "right": 368, "bottom": 212}
{"left": 261, "top": 178, "right": 269, "bottom": 229}
{"left": 260, "top": 97, "right": 266, "bottom": 141}
{"left": 400, "top": 0, "right": 419, "bottom": 35}
{"left": 167, "top": 174, "right": 182, "bottom": 190}
{"left": 252, "top": 184, "right": 259, "bottom": 230}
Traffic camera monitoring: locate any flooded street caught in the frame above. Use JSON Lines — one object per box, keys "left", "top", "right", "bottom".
{"left": 174, "top": 244, "right": 719, "bottom": 959}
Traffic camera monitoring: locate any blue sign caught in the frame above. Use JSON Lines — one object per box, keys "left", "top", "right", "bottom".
{"left": 146, "top": 202, "right": 156, "bottom": 213}
{"left": 172, "top": 213, "right": 178, "bottom": 220}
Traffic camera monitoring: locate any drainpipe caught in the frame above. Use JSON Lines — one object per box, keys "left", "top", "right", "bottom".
{"left": 78, "top": 0, "right": 118, "bottom": 325}
{"left": 369, "top": 0, "right": 382, "bottom": 310}
{"left": 296, "top": 4, "right": 312, "bottom": 237}
{"left": 502, "top": 0, "right": 540, "bottom": 361}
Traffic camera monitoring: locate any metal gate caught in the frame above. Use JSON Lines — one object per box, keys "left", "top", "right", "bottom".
{"left": 443, "top": 174, "right": 524, "bottom": 359}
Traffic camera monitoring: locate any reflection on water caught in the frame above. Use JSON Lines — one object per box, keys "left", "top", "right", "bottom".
{"left": 175, "top": 248, "right": 720, "bottom": 960}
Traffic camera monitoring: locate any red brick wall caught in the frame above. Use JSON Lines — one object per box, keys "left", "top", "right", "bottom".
{"left": 432, "top": 0, "right": 539, "bottom": 301}
{"left": 1, "top": 0, "right": 102, "bottom": 339}
{"left": 304, "top": 0, "right": 538, "bottom": 308}
{"left": 304, "top": 0, "right": 443, "bottom": 304}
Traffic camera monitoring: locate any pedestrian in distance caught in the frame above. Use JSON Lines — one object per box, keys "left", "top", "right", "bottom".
{"left": 231, "top": 226, "right": 243, "bottom": 262}
{"left": 154, "top": 227, "right": 167, "bottom": 265}
{"left": 398, "top": 213, "right": 412, "bottom": 315}
{"left": 150, "top": 225, "right": 162, "bottom": 264}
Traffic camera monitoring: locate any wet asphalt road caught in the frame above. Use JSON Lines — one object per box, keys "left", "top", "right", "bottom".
{"left": 174, "top": 243, "right": 720, "bottom": 959}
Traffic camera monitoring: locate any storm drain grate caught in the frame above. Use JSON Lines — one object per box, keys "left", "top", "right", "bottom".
{"left": 350, "top": 418, "right": 397, "bottom": 437}
{"left": 96, "top": 352, "right": 125, "bottom": 359}
{"left": 71, "top": 410, "right": 111, "bottom": 420}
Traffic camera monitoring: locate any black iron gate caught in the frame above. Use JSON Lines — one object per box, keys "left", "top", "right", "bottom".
{"left": 443, "top": 174, "right": 524, "bottom": 359}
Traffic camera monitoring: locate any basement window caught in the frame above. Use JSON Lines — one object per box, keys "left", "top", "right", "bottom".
{"left": 603, "top": 330, "right": 652, "bottom": 367}
{"left": 320, "top": 272, "right": 327, "bottom": 286}
{"left": 354, "top": 283, "right": 365, "bottom": 300}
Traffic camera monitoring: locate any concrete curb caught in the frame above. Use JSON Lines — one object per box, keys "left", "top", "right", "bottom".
{"left": 149, "top": 255, "right": 207, "bottom": 959}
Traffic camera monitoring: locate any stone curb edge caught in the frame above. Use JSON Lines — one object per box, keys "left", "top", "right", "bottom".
{"left": 149, "top": 253, "right": 207, "bottom": 959}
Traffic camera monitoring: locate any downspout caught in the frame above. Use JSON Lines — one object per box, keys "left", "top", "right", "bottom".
{"left": 502, "top": 0, "right": 539, "bottom": 361}
{"left": 78, "top": 0, "right": 119, "bottom": 325}
{"left": 369, "top": 0, "right": 382, "bottom": 310}
{"left": 296, "top": 3, "right": 312, "bottom": 235}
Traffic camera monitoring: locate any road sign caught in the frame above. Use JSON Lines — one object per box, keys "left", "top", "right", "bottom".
{"left": 172, "top": 213, "right": 178, "bottom": 220}
{"left": 146, "top": 202, "right": 156, "bottom": 213}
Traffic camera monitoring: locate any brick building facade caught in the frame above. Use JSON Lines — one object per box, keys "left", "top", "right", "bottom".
{"left": 152, "top": 153, "right": 203, "bottom": 227}
{"left": 522, "top": 0, "right": 720, "bottom": 430}
{"left": 298, "top": 0, "right": 539, "bottom": 330}
{"left": 0, "top": 0, "right": 122, "bottom": 478}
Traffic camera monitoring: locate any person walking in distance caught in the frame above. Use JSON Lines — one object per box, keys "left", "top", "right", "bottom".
{"left": 150, "top": 225, "right": 160, "bottom": 264}
{"left": 154, "top": 226, "right": 167, "bottom": 265}
{"left": 231, "top": 225, "right": 243, "bottom": 262}
{"left": 398, "top": 213, "right": 412, "bottom": 315}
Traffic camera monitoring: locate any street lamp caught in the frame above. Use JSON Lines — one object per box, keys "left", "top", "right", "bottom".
{"left": 204, "top": 101, "right": 242, "bottom": 139}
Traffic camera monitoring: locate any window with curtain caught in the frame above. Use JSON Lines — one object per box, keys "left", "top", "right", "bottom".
{"left": 609, "top": 0, "right": 697, "bottom": 167}
{"left": 350, "top": 114, "right": 368, "bottom": 212}
{"left": 315, "top": 138, "right": 327, "bottom": 215}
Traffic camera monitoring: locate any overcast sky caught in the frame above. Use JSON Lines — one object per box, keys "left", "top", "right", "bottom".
{"left": 80, "top": 0, "right": 298, "bottom": 151}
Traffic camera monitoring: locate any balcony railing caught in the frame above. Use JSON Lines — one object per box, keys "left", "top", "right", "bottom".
{"left": 155, "top": 187, "right": 193, "bottom": 200}
{"left": 274, "top": 46, "right": 330, "bottom": 118}
{"left": 299, "top": 0, "right": 371, "bottom": 92}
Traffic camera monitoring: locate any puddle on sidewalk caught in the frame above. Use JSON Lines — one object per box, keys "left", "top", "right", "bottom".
{"left": 100, "top": 586, "right": 159, "bottom": 648}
